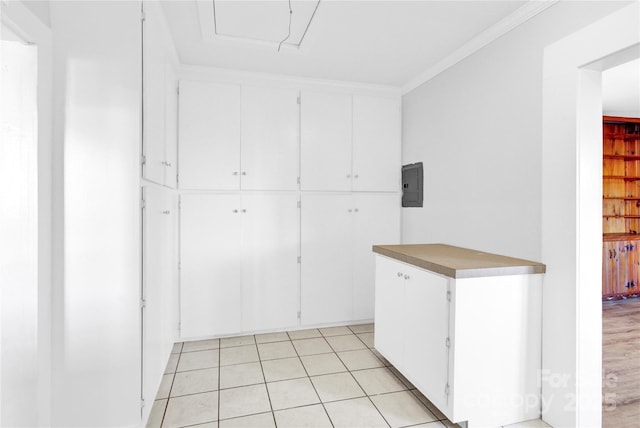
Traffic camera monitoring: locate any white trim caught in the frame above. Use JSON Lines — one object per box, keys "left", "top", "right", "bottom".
{"left": 541, "top": 3, "right": 640, "bottom": 426}
{"left": 196, "top": 0, "right": 318, "bottom": 53}
{"left": 1, "top": 1, "right": 53, "bottom": 426}
{"left": 402, "top": 0, "right": 559, "bottom": 94}
{"left": 179, "top": 64, "right": 402, "bottom": 97}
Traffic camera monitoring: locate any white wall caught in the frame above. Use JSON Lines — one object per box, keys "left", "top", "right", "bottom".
{"left": 50, "top": 2, "right": 142, "bottom": 426}
{"left": 0, "top": 1, "right": 53, "bottom": 426}
{"left": 401, "top": 0, "right": 631, "bottom": 262}
{"left": 1, "top": 32, "right": 39, "bottom": 428}
{"left": 21, "top": 1, "right": 50, "bottom": 27}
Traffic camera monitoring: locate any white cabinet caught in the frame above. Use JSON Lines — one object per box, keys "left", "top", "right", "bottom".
{"left": 163, "top": 62, "right": 178, "bottom": 188}
{"left": 300, "top": 92, "right": 400, "bottom": 191}
{"left": 352, "top": 194, "right": 401, "bottom": 320}
{"left": 352, "top": 95, "right": 401, "bottom": 191}
{"left": 178, "top": 81, "right": 241, "bottom": 190}
{"left": 372, "top": 256, "right": 406, "bottom": 369}
{"left": 180, "top": 193, "right": 299, "bottom": 338}
{"left": 374, "top": 256, "right": 448, "bottom": 401}
{"left": 142, "top": 186, "right": 175, "bottom": 408}
{"left": 241, "top": 86, "right": 299, "bottom": 190}
{"left": 301, "top": 194, "right": 400, "bottom": 325}
{"left": 300, "top": 91, "right": 352, "bottom": 191}
{"left": 142, "top": 3, "right": 177, "bottom": 187}
{"left": 176, "top": 80, "right": 402, "bottom": 334}
{"left": 180, "top": 194, "right": 242, "bottom": 337}
{"left": 300, "top": 194, "right": 353, "bottom": 325}
{"left": 240, "top": 194, "right": 299, "bottom": 331}
{"left": 402, "top": 263, "right": 449, "bottom": 410}
{"left": 178, "top": 84, "right": 298, "bottom": 190}
{"left": 374, "top": 254, "right": 543, "bottom": 427}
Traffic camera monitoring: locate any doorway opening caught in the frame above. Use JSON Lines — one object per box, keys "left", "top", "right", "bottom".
{"left": 600, "top": 58, "right": 640, "bottom": 427}
{"left": 541, "top": 3, "right": 639, "bottom": 425}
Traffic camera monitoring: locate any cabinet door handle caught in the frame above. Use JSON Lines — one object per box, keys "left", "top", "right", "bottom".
{"left": 241, "top": 171, "right": 247, "bottom": 176}
{"left": 162, "top": 210, "right": 171, "bottom": 215}
{"left": 404, "top": 275, "right": 410, "bottom": 280}
{"left": 233, "top": 171, "right": 239, "bottom": 176}
{"left": 348, "top": 209, "right": 353, "bottom": 213}
{"left": 241, "top": 209, "right": 247, "bottom": 213}
{"left": 354, "top": 174, "right": 359, "bottom": 179}
{"left": 354, "top": 208, "right": 359, "bottom": 213}
{"left": 233, "top": 209, "right": 238, "bottom": 213}
{"left": 346, "top": 174, "right": 351, "bottom": 178}
{"left": 397, "top": 272, "right": 403, "bottom": 277}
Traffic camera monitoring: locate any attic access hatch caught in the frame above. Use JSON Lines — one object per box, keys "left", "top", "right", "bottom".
{"left": 197, "top": 0, "right": 321, "bottom": 50}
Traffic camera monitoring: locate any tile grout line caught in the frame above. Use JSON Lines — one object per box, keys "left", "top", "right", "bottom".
{"left": 160, "top": 347, "right": 182, "bottom": 428}
{"left": 340, "top": 358, "right": 392, "bottom": 428}
{"left": 217, "top": 342, "right": 221, "bottom": 425}
{"left": 288, "top": 333, "right": 336, "bottom": 428}
{"left": 323, "top": 325, "right": 435, "bottom": 428}
{"left": 159, "top": 326, "right": 448, "bottom": 428}
{"left": 254, "top": 335, "right": 279, "bottom": 427}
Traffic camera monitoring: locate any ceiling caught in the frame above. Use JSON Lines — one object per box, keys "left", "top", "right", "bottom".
{"left": 602, "top": 58, "right": 640, "bottom": 117}
{"left": 161, "top": 0, "right": 639, "bottom": 114}
{"left": 161, "top": 0, "right": 533, "bottom": 87}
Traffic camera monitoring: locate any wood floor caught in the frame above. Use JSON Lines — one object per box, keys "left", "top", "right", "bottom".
{"left": 602, "top": 297, "right": 640, "bottom": 428}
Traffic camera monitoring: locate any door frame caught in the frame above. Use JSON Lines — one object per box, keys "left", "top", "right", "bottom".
{"left": 541, "top": 3, "right": 639, "bottom": 426}
{"left": 1, "top": 1, "right": 53, "bottom": 426}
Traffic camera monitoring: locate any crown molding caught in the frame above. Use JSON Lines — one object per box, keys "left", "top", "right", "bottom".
{"left": 179, "top": 64, "right": 403, "bottom": 96}
{"left": 401, "top": 0, "right": 559, "bottom": 95}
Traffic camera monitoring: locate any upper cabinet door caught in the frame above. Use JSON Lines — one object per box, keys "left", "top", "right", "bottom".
{"left": 178, "top": 81, "right": 241, "bottom": 190}
{"left": 142, "top": 6, "right": 167, "bottom": 185}
{"left": 163, "top": 62, "right": 178, "bottom": 188}
{"left": 352, "top": 95, "right": 401, "bottom": 191}
{"left": 241, "top": 86, "right": 299, "bottom": 190}
{"left": 300, "top": 91, "right": 352, "bottom": 191}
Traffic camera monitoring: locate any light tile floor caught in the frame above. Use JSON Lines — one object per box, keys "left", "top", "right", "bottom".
{"left": 148, "top": 324, "right": 550, "bottom": 428}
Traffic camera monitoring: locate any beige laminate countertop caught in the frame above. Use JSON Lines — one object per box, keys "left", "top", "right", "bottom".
{"left": 372, "top": 244, "right": 546, "bottom": 279}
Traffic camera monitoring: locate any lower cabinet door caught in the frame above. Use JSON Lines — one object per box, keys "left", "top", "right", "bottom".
{"left": 603, "top": 241, "right": 620, "bottom": 297}
{"left": 404, "top": 267, "right": 449, "bottom": 411}
{"left": 301, "top": 194, "right": 353, "bottom": 325}
{"left": 603, "top": 240, "right": 640, "bottom": 297}
{"left": 373, "top": 255, "right": 405, "bottom": 369}
{"left": 142, "top": 185, "right": 175, "bottom": 406}
{"left": 241, "top": 194, "right": 299, "bottom": 332}
{"left": 622, "top": 240, "right": 639, "bottom": 295}
{"left": 180, "top": 194, "right": 242, "bottom": 338}
{"left": 353, "top": 194, "right": 401, "bottom": 320}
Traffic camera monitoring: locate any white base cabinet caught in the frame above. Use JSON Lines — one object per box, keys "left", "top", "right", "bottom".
{"left": 301, "top": 194, "right": 400, "bottom": 325}
{"left": 179, "top": 194, "right": 299, "bottom": 338}
{"left": 375, "top": 254, "right": 543, "bottom": 428}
